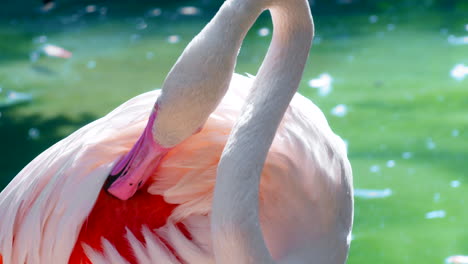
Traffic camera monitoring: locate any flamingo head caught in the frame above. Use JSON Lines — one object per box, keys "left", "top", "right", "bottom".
{"left": 104, "top": 106, "right": 171, "bottom": 200}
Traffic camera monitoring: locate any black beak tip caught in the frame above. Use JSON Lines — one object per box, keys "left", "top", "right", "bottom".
{"left": 103, "top": 173, "right": 119, "bottom": 190}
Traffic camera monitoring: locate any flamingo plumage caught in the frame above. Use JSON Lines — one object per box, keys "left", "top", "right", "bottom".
{"left": 0, "top": 0, "right": 353, "bottom": 263}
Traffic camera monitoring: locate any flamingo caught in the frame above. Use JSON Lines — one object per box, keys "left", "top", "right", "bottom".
{"left": 0, "top": 0, "right": 353, "bottom": 263}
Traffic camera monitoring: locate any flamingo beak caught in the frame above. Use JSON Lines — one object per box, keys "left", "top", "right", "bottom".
{"left": 105, "top": 148, "right": 167, "bottom": 200}
{"left": 105, "top": 108, "right": 170, "bottom": 200}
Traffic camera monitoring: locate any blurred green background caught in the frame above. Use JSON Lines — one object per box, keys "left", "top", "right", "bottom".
{"left": 0, "top": 0, "right": 467, "bottom": 263}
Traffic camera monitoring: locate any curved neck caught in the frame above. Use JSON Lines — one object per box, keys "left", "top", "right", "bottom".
{"left": 212, "top": 1, "right": 314, "bottom": 263}
{"left": 153, "top": 1, "right": 264, "bottom": 147}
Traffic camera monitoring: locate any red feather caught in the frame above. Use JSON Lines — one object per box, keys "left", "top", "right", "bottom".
{"left": 69, "top": 183, "right": 177, "bottom": 264}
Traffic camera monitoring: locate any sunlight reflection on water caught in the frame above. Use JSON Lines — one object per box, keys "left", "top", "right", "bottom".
{"left": 85, "top": 5, "right": 97, "bottom": 13}
{"left": 28, "top": 128, "right": 40, "bottom": 140}
{"left": 178, "top": 6, "right": 201, "bottom": 16}
{"left": 370, "top": 165, "right": 380, "bottom": 173}
{"left": 355, "top": 188, "right": 392, "bottom": 199}
{"left": 450, "top": 64, "right": 468, "bottom": 81}
{"left": 331, "top": 104, "right": 348, "bottom": 117}
{"left": 425, "top": 210, "right": 446, "bottom": 219}
{"left": 147, "top": 8, "right": 162, "bottom": 17}
{"left": 426, "top": 138, "right": 436, "bottom": 150}
{"left": 308, "top": 73, "right": 333, "bottom": 96}
{"left": 446, "top": 255, "right": 468, "bottom": 264}
{"left": 258, "top": 27, "right": 270, "bottom": 37}
{"left": 402, "top": 152, "right": 413, "bottom": 159}
{"left": 386, "top": 160, "right": 395, "bottom": 168}
{"left": 369, "top": 15, "right": 378, "bottom": 24}
{"left": 167, "top": 35, "right": 181, "bottom": 44}
{"left": 450, "top": 180, "right": 461, "bottom": 188}
{"left": 0, "top": 91, "right": 33, "bottom": 107}
{"left": 448, "top": 35, "right": 468, "bottom": 45}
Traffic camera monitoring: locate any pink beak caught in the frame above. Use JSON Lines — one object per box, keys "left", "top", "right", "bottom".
{"left": 105, "top": 107, "right": 170, "bottom": 200}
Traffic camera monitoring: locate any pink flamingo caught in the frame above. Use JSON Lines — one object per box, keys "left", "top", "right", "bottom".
{"left": 0, "top": 0, "right": 353, "bottom": 263}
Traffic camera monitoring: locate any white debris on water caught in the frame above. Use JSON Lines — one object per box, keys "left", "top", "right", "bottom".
{"left": 258, "top": 27, "right": 270, "bottom": 37}
{"left": 147, "top": 8, "right": 162, "bottom": 17}
{"left": 452, "top": 129, "right": 460, "bottom": 137}
{"left": 448, "top": 35, "right": 468, "bottom": 45}
{"left": 370, "top": 165, "right": 380, "bottom": 173}
{"left": 7, "top": 91, "right": 32, "bottom": 101}
{"left": 426, "top": 138, "right": 436, "bottom": 150}
{"left": 425, "top": 210, "right": 446, "bottom": 219}
{"left": 451, "top": 180, "right": 461, "bottom": 188}
{"left": 40, "top": 1, "right": 55, "bottom": 12}
{"left": 87, "top": 60, "right": 96, "bottom": 69}
{"left": 146, "top": 52, "right": 154, "bottom": 60}
{"left": 402, "top": 152, "right": 412, "bottom": 159}
{"left": 450, "top": 64, "right": 468, "bottom": 81}
{"left": 308, "top": 73, "right": 333, "bottom": 96}
{"left": 354, "top": 188, "right": 392, "bottom": 199}
{"left": 0, "top": 90, "right": 33, "bottom": 107}
{"left": 331, "top": 104, "right": 348, "bottom": 117}
{"left": 369, "top": 15, "right": 378, "bottom": 24}
{"left": 167, "top": 35, "right": 181, "bottom": 44}
{"left": 86, "top": 5, "right": 97, "bottom": 13}
{"left": 386, "top": 160, "right": 396, "bottom": 168}
{"left": 28, "top": 128, "right": 40, "bottom": 140}
{"left": 178, "top": 6, "right": 201, "bottom": 16}
{"left": 433, "top": 193, "right": 441, "bottom": 203}
{"left": 136, "top": 20, "right": 147, "bottom": 30}
{"left": 446, "top": 255, "right": 468, "bottom": 264}
{"left": 42, "top": 44, "right": 72, "bottom": 58}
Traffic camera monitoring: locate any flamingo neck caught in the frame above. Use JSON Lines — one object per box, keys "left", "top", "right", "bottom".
{"left": 211, "top": 0, "right": 314, "bottom": 263}
{"left": 152, "top": 1, "right": 264, "bottom": 147}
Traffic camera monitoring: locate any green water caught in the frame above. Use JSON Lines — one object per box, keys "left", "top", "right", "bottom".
{"left": 0, "top": 1, "right": 467, "bottom": 263}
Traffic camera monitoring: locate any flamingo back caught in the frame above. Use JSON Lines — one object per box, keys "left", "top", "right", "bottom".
{"left": 0, "top": 74, "right": 352, "bottom": 264}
